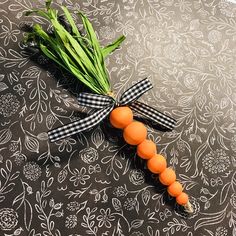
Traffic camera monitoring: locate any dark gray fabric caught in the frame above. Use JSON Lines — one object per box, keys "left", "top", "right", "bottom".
{"left": 0, "top": 0, "right": 235, "bottom": 235}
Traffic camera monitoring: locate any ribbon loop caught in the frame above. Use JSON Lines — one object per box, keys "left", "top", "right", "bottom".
{"left": 119, "top": 78, "right": 152, "bottom": 105}
{"left": 77, "top": 93, "right": 114, "bottom": 109}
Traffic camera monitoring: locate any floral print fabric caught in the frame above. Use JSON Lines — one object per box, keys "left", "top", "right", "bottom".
{"left": 0, "top": 0, "right": 236, "bottom": 235}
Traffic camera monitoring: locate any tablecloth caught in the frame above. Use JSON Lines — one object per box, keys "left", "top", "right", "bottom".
{"left": 0, "top": 0, "right": 236, "bottom": 235}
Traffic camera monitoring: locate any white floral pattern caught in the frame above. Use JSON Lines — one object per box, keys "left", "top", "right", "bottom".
{"left": 0, "top": 93, "right": 20, "bottom": 117}
{"left": 0, "top": 0, "right": 235, "bottom": 235}
{"left": 0, "top": 208, "right": 18, "bottom": 231}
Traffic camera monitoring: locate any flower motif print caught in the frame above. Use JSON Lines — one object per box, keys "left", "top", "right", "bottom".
{"left": 23, "top": 162, "right": 42, "bottom": 181}
{"left": 79, "top": 147, "right": 98, "bottom": 164}
{"left": 129, "top": 169, "right": 145, "bottom": 185}
{"left": 177, "top": 140, "right": 186, "bottom": 152}
{"left": 123, "top": 198, "right": 137, "bottom": 210}
{"left": 210, "top": 177, "right": 223, "bottom": 187}
{"left": 96, "top": 208, "right": 115, "bottom": 228}
{"left": 230, "top": 193, "right": 236, "bottom": 209}
{"left": 127, "top": 44, "right": 145, "bottom": 59}
{"left": 215, "top": 226, "right": 228, "bottom": 236}
{"left": 113, "top": 185, "right": 128, "bottom": 197}
{"left": 184, "top": 74, "right": 199, "bottom": 90}
{"left": 69, "top": 167, "right": 90, "bottom": 186}
{"left": 56, "top": 138, "right": 76, "bottom": 152}
{"left": 159, "top": 208, "right": 172, "bottom": 221}
{"left": 14, "top": 152, "right": 27, "bottom": 166}
{"left": 208, "top": 30, "right": 222, "bottom": 44}
{"left": 202, "top": 149, "right": 230, "bottom": 174}
{"left": 204, "top": 103, "right": 223, "bottom": 122}
{"left": 13, "top": 84, "right": 26, "bottom": 96}
{"left": 67, "top": 202, "right": 80, "bottom": 211}
{"left": 163, "top": 44, "right": 183, "bottom": 62}
{"left": 0, "top": 93, "right": 20, "bottom": 117}
{"left": 65, "top": 215, "right": 77, "bottom": 229}
{"left": 0, "top": 208, "right": 18, "bottom": 231}
{"left": 88, "top": 164, "right": 101, "bottom": 174}
{"left": 9, "top": 139, "right": 20, "bottom": 152}
{"left": 0, "top": 23, "right": 20, "bottom": 46}
{"left": 99, "top": 26, "right": 115, "bottom": 39}
{"left": 174, "top": 0, "right": 192, "bottom": 13}
{"left": 218, "top": 0, "right": 236, "bottom": 18}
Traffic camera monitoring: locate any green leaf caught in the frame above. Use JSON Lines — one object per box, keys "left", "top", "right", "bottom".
{"left": 46, "top": 0, "right": 53, "bottom": 10}
{"left": 24, "top": 3, "right": 126, "bottom": 95}
{"left": 78, "top": 12, "right": 110, "bottom": 91}
{"left": 61, "top": 6, "right": 93, "bottom": 60}
{"left": 102, "top": 35, "right": 126, "bottom": 58}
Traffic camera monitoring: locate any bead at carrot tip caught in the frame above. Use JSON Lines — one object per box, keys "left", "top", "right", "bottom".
{"left": 137, "top": 139, "right": 157, "bottom": 160}
{"left": 159, "top": 168, "right": 176, "bottom": 186}
{"left": 109, "top": 106, "right": 133, "bottom": 129}
{"left": 176, "top": 192, "right": 189, "bottom": 206}
{"left": 167, "top": 181, "right": 183, "bottom": 197}
{"left": 147, "top": 154, "right": 167, "bottom": 173}
{"left": 123, "top": 121, "right": 147, "bottom": 145}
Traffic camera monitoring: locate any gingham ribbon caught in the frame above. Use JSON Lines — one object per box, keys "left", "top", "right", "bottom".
{"left": 48, "top": 78, "right": 176, "bottom": 142}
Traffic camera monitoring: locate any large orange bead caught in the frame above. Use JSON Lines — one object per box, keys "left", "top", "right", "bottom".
{"left": 159, "top": 168, "right": 176, "bottom": 186}
{"left": 176, "top": 192, "right": 189, "bottom": 206}
{"left": 123, "top": 121, "right": 147, "bottom": 145}
{"left": 137, "top": 139, "right": 157, "bottom": 160}
{"left": 167, "top": 181, "right": 183, "bottom": 197}
{"left": 147, "top": 154, "right": 167, "bottom": 173}
{"left": 110, "top": 106, "right": 133, "bottom": 129}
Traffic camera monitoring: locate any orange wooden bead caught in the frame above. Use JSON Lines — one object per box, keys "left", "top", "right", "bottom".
{"left": 167, "top": 181, "right": 183, "bottom": 197}
{"left": 123, "top": 121, "right": 147, "bottom": 145}
{"left": 137, "top": 139, "right": 157, "bottom": 160}
{"left": 147, "top": 154, "right": 167, "bottom": 173}
{"left": 110, "top": 106, "right": 133, "bottom": 129}
{"left": 159, "top": 168, "right": 176, "bottom": 186}
{"left": 176, "top": 192, "right": 189, "bottom": 206}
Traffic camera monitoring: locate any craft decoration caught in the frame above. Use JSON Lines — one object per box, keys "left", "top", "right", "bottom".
{"left": 25, "top": 0, "right": 193, "bottom": 213}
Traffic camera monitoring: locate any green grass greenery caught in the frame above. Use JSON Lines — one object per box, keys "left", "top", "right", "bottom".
{"left": 25, "top": 0, "right": 125, "bottom": 95}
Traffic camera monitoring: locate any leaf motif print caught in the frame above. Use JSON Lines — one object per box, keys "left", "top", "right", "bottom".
{"left": 194, "top": 207, "right": 227, "bottom": 230}
{"left": 0, "top": 128, "right": 12, "bottom": 145}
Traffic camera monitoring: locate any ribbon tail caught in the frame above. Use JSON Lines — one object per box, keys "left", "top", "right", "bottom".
{"left": 129, "top": 101, "right": 176, "bottom": 130}
{"left": 48, "top": 106, "right": 114, "bottom": 142}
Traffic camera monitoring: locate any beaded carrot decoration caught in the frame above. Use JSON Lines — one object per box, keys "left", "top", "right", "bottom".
{"left": 25, "top": 0, "right": 193, "bottom": 213}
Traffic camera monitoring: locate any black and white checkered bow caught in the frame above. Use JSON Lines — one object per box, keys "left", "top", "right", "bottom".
{"left": 48, "top": 78, "right": 176, "bottom": 142}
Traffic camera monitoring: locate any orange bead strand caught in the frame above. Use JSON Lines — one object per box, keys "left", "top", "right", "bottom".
{"left": 137, "top": 139, "right": 157, "bottom": 160}
{"left": 167, "top": 181, "right": 183, "bottom": 197}
{"left": 159, "top": 168, "right": 176, "bottom": 186}
{"left": 109, "top": 106, "right": 190, "bottom": 210}
{"left": 147, "top": 154, "right": 167, "bottom": 174}
{"left": 123, "top": 121, "right": 147, "bottom": 145}
{"left": 110, "top": 106, "right": 133, "bottom": 129}
{"left": 176, "top": 192, "right": 189, "bottom": 206}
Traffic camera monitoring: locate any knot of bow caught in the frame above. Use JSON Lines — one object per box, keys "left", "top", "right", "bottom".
{"left": 48, "top": 78, "right": 176, "bottom": 142}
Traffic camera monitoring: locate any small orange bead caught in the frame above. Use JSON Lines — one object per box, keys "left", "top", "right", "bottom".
{"left": 147, "top": 154, "right": 167, "bottom": 173}
{"left": 137, "top": 139, "right": 157, "bottom": 160}
{"left": 110, "top": 106, "right": 133, "bottom": 129}
{"left": 159, "top": 168, "right": 176, "bottom": 186}
{"left": 176, "top": 192, "right": 189, "bottom": 206}
{"left": 167, "top": 181, "right": 183, "bottom": 197}
{"left": 123, "top": 121, "right": 147, "bottom": 145}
